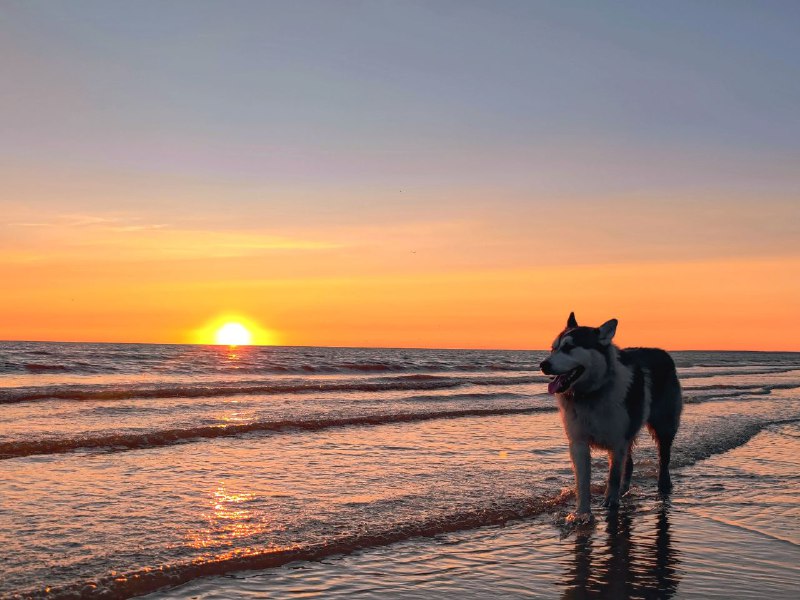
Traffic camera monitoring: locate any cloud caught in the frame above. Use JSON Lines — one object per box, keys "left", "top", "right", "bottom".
{"left": 0, "top": 212, "right": 344, "bottom": 262}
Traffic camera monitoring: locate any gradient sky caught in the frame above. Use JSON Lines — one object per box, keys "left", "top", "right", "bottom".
{"left": 1, "top": 0, "right": 799, "bottom": 349}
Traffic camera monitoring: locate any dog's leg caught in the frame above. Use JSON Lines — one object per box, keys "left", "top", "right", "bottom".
{"left": 603, "top": 445, "right": 626, "bottom": 508}
{"left": 620, "top": 443, "right": 634, "bottom": 495}
{"left": 569, "top": 441, "right": 592, "bottom": 519}
{"left": 656, "top": 433, "right": 674, "bottom": 494}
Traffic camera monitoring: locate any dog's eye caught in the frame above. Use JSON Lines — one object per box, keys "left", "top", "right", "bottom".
{"left": 561, "top": 343, "right": 574, "bottom": 353}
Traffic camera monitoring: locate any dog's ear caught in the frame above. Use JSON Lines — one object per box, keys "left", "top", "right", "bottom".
{"left": 598, "top": 319, "right": 618, "bottom": 345}
{"left": 567, "top": 312, "right": 578, "bottom": 329}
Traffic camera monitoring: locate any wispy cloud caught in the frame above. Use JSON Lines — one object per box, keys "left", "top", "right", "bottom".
{"left": 1, "top": 212, "right": 345, "bottom": 262}
{"left": 7, "top": 213, "right": 168, "bottom": 230}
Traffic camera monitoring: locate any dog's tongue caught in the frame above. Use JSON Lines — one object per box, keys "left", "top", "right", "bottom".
{"left": 548, "top": 375, "right": 565, "bottom": 395}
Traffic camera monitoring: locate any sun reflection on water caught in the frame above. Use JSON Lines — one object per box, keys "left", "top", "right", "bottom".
{"left": 188, "top": 484, "right": 267, "bottom": 551}
{"left": 215, "top": 411, "right": 251, "bottom": 424}
{"left": 217, "top": 344, "right": 249, "bottom": 365}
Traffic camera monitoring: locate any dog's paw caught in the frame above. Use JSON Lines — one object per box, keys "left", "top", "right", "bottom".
{"left": 602, "top": 496, "right": 620, "bottom": 509}
{"left": 565, "top": 511, "right": 594, "bottom": 525}
{"left": 557, "top": 511, "right": 595, "bottom": 537}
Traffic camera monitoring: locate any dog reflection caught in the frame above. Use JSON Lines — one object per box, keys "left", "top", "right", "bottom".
{"left": 561, "top": 506, "right": 679, "bottom": 599}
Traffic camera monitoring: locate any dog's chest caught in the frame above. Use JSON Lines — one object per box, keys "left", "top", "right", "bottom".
{"left": 558, "top": 395, "right": 629, "bottom": 449}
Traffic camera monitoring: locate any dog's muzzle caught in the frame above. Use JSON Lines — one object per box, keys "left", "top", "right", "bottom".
{"left": 546, "top": 366, "right": 585, "bottom": 394}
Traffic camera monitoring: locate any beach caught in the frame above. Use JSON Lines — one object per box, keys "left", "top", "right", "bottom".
{"left": 146, "top": 421, "right": 800, "bottom": 599}
{"left": 1, "top": 343, "right": 798, "bottom": 598}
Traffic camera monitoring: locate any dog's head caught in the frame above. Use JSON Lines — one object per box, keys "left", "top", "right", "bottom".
{"left": 539, "top": 312, "right": 618, "bottom": 395}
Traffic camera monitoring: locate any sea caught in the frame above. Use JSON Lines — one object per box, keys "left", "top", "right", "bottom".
{"left": 0, "top": 342, "right": 798, "bottom": 599}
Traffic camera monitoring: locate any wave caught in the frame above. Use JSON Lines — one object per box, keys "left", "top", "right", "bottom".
{"left": 2, "top": 348, "right": 797, "bottom": 380}
{"left": 23, "top": 415, "right": 799, "bottom": 600}
{"left": 403, "top": 391, "right": 531, "bottom": 403}
{"left": 672, "top": 416, "right": 800, "bottom": 468}
{"left": 679, "top": 367, "right": 800, "bottom": 379}
{"left": 0, "top": 406, "right": 553, "bottom": 460}
{"left": 0, "top": 375, "right": 545, "bottom": 404}
{"left": 684, "top": 383, "right": 776, "bottom": 391}
{"left": 3, "top": 373, "right": 796, "bottom": 407}
{"left": 0, "top": 359, "right": 541, "bottom": 377}
{"left": 23, "top": 363, "right": 70, "bottom": 373}
{"left": 683, "top": 382, "right": 800, "bottom": 403}
{"left": 684, "top": 389, "right": 771, "bottom": 403}
{"left": 6, "top": 361, "right": 796, "bottom": 378}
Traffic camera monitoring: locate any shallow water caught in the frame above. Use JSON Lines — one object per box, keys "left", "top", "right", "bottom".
{"left": 147, "top": 423, "right": 800, "bottom": 600}
{"left": 0, "top": 343, "right": 798, "bottom": 598}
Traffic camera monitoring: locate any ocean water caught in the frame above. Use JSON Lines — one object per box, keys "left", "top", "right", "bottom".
{"left": 0, "top": 342, "right": 798, "bottom": 599}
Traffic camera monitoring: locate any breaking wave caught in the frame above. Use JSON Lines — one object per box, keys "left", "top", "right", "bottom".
{"left": 22, "top": 363, "right": 71, "bottom": 373}
{"left": 0, "top": 375, "right": 544, "bottom": 404}
{"left": 0, "top": 406, "right": 551, "bottom": 460}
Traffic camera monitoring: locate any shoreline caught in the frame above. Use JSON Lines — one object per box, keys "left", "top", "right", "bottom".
{"left": 145, "top": 422, "right": 800, "bottom": 599}
{"left": 144, "top": 496, "right": 799, "bottom": 600}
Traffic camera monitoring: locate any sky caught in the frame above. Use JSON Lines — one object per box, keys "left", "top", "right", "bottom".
{"left": 1, "top": 0, "right": 799, "bottom": 350}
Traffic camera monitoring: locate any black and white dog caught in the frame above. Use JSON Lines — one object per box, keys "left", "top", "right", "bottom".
{"left": 540, "top": 312, "right": 682, "bottom": 522}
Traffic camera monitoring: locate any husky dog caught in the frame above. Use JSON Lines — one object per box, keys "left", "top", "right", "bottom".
{"left": 540, "top": 312, "right": 682, "bottom": 521}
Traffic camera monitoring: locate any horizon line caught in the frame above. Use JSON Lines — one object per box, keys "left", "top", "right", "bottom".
{"left": 1, "top": 339, "right": 797, "bottom": 354}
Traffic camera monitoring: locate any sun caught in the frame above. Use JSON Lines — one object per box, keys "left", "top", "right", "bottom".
{"left": 194, "top": 314, "right": 277, "bottom": 346}
{"left": 214, "top": 322, "right": 253, "bottom": 346}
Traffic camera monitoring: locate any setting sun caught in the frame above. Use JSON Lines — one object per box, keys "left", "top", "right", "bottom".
{"left": 214, "top": 322, "right": 252, "bottom": 346}
{"left": 193, "top": 315, "right": 278, "bottom": 346}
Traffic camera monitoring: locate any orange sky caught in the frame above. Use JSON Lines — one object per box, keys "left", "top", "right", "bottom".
{"left": 2, "top": 195, "right": 798, "bottom": 350}
{"left": 2, "top": 3, "right": 799, "bottom": 351}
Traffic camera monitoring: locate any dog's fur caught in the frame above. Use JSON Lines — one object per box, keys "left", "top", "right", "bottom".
{"left": 540, "top": 312, "right": 682, "bottom": 520}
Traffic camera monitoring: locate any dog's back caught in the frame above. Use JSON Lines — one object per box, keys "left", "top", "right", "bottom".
{"left": 620, "top": 347, "right": 682, "bottom": 491}
{"left": 620, "top": 347, "right": 682, "bottom": 436}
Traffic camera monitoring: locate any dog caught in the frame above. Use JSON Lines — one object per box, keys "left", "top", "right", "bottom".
{"left": 540, "top": 312, "right": 682, "bottom": 522}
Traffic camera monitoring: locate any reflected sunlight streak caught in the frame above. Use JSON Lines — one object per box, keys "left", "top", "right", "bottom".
{"left": 188, "top": 484, "right": 265, "bottom": 552}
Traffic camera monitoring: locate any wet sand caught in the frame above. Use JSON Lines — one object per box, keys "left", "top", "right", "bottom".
{"left": 147, "top": 422, "right": 800, "bottom": 599}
